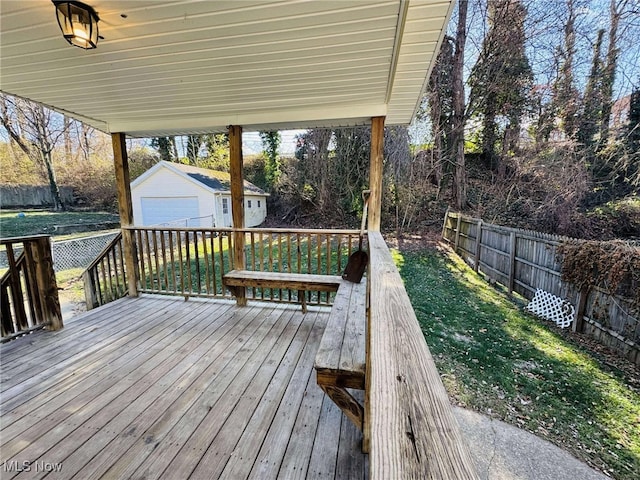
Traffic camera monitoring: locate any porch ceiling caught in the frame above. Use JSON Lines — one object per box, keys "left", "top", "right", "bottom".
{"left": 0, "top": 0, "right": 453, "bottom": 137}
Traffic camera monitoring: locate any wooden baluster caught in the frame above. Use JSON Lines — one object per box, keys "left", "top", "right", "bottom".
{"left": 307, "top": 233, "right": 312, "bottom": 304}
{"left": 0, "top": 283, "right": 14, "bottom": 335}
{"left": 287, "top": 233, "right": 292, "bottom": 301}
{"left": 136, "top": 230, "right": 146, "bottom": 290}
{"left": 100, "top": 257, "right": 109, "bottom": 301}
{"left": 250, "top": 231, "right": 256, "bottom": 298}
{"left": 185, "top": 231, "right": 193, "bottom": 295}
{"left": 259, "top": 232, "right": 264, "bottom": 300}
{"left": 111, "top": 242, "right": 121, "bottom": 296}
{"left": 277, "top": 233, "right": 283, "bottom": 301}
{"left": 151, "top": 230, "right": 162, "bottom": 292}
{"left": 218, "top": 233, "right": 225, "bottom": 295}
{"left": 268, "top": 233, "right": 274, "bottom": 301}
{"left": 177, "top": 231, "right": 185, "bottom": 295}
{"left": 106, "top": 246, "right": 115, "bottom": 300}
{"left": 5, "top": 244, "right": 28, "bottom": 330}
{"left": 144, "top": 230, "right": 154, "bottom": 291}
{"left": 160, "top": 230, "right": 169, "bottom": 291}
{"left": 119, "top": 237, "right": 127, "bottom": 294}
{"left": 337, "top": 234, "right": 343, "bottom": 272}
{"left": 209, "top": 233, "right": 217, "bottom": 296}
{"left": 168, "top": 231, "right": 177, "bottom": 293}
{"left": 194, "top": 231, "right": 202, "bottom": 294}
{"left": 23, "top": 247, "right": 43, "bottom": 325}
{"left": 317, "top": 234, "right": 322, "bottom": 305}
{"left": 202, "top": 231, "right": 211, "bottom": 296}
{"left": 316, "top": 234, "right": 322, "bottom": 277}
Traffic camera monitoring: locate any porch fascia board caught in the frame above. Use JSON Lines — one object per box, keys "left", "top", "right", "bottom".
{"left": 105, "top": 104, "right": 388, "bottom": 137}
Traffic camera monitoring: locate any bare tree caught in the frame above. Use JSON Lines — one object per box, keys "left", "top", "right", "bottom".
{"left": 0, "top": 94, "right": 69, "bottom": 210}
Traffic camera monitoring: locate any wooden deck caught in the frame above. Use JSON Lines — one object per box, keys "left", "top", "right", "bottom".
{"left": 0, "top": 295, "right": 367, "bottom": 479}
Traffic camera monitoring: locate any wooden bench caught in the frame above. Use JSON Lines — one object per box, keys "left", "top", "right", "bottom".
{"left": 222, "top": 270, "right": 342, "bottom": 312}
{"left": 314, "top": 279, "right": 367, "bottom": 430}
{"left": 224, "top": 269, "right": 367, "bottom": 431}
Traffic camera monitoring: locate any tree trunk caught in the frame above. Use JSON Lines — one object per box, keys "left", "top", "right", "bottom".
{"left": 599, "top": 0, "right": 622, "bottom": 146}
{"left": 578, "top": 29, "right": 605, "bottom": 148}
{"left": 41, "top": 150, "right": 64, "bottom": 211}
{"left": 556, "top": 0, "right": 579, "bottom": 138}
{"left": 452, "top": 0, "right": 469, "bottom": 210}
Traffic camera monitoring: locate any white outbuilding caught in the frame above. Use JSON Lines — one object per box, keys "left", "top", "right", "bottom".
{"left": 131, "top": 161, "right": 268, "bottom": 227}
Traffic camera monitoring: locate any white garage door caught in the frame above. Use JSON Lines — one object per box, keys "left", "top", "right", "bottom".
{"left": 141, "top": 197, "right": 200, "bottom": 226}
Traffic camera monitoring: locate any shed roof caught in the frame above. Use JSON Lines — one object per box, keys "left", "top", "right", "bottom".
{"left": 132, "top": 160, "right": 268, "bottom": 195}
{"left": 0, "top": 0, "right": 453, "bottom": 137}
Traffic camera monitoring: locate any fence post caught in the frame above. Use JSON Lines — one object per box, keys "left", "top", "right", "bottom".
{"left": 454, "top": 214, "right": 462, "bottom": 253}
{"left": 508, "top": 232, "right": 517, "bottom": 294}
{"left": 474, "top": 220, "right": 482, "bottom": 272}
{"left": 572, "top": 287, "right": 589, "bottom": 333}
{"left": 442, "top": 207, "right": 450, "bottom": 240}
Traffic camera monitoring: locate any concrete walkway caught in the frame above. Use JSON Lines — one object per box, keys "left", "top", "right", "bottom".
{"left": 453, "top": 407, "right": 608, "bottom": 480}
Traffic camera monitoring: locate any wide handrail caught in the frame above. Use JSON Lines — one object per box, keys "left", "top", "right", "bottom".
{"left": 84, "top": 232, "right": 124, "bottom": 272}
{"left": 366, "top": 231, "right": 478, "bottom": 479}
{"left": 1, "top": 236, "right": 63, "bottom": 340}
{"left": 0, "top": 234, "right": 51, "bottom": 245}
{"left": 123, "top": 226, "right": 360, "bottom": 235}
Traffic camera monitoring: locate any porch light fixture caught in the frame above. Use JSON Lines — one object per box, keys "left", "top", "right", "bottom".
{"left": 52, "top": 1, "right": 100, "bottom": 49}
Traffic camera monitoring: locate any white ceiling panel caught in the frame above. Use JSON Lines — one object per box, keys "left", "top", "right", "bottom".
{"left": 0, "top": 0, "right": 453, "bottom": 136}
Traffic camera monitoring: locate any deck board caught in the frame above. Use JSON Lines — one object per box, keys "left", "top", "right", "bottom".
{"left": 0, "top": 295, "right": 366, "bottom": 479}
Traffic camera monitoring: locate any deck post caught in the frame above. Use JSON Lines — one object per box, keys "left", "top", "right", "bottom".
{"left": 368, "top": 116, "right": 385, "bottom": 232}
{"left": 229, "top": 125, "right": 247, "bottom": 306}
{"left": 31, "top": 237, "right": 63, "bottom": 330}
{"left": 112, "top": 132, "right": 139, "bottom": 297}
{"left": 363, "top": 115, "right": 384, "bottom": 452}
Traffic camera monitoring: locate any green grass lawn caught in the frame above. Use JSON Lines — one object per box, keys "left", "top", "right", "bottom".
{"left": 396, "top": 245, "right": 640, "bottom": 480}
{"left": 0, "top": 210, "right": 120, "bottom": 238}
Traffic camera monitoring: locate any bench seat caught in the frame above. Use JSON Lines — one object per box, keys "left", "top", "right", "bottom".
{"left": 222, "top": 270, "right": 343, "bottom": 311}
{"left": 314, "top": 279, "right": 366, "bottom": 389}
{"left": 223, "top": 270, "right": 342, "bottom": 292}
{"left": 314, "top": 278, "right": 367, "bottom": 430}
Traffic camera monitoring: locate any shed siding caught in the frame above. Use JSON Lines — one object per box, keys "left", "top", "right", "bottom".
{"left": 245, "top": 194, "right": 268, "bottom": 227}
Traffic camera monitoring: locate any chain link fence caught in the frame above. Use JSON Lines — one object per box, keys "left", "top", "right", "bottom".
{"left": 0, "top": 231, "right": 120, "bottom": 272}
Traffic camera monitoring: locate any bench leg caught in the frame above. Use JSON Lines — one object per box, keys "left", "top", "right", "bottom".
{"left": 227, "top": 285, "right": 247, "bottom": 306}
{"left": 319, "top": 384, "right": 363, "bottom": 431}
{"left": 299, "top": 290, "right": 307, "bottom": 313}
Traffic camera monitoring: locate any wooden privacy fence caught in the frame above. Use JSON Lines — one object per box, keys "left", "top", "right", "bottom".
{"left": 83, "top": 227, "right": 361, "bottom": 310}
{"left": 442, "top": 211, "right": 639, "bottom": 366}
{"left": 1, "top": 235, "right": 63, "bottom": 340}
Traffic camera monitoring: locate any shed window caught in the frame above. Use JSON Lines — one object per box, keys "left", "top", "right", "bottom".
{"left": 258, "top": 200, "right": 261, "bottom": 208}
{"left": 222, "top": 198, "right": 229, "bottom": 214}
{"left": 247, "top": 200, "right": 252, "bottom": 208}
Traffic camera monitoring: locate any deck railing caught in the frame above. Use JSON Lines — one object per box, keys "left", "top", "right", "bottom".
{"left": 0, "top": 235, "right": 63, "bottom": 340}
{"left": 84, "top": 227, "right": 361, "bottom": 308}
{"left": 367, "top": 231, "right": 478, "bottom": 478}
{"left": 83, "top": 232, "right": 127, "bottom": 310}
